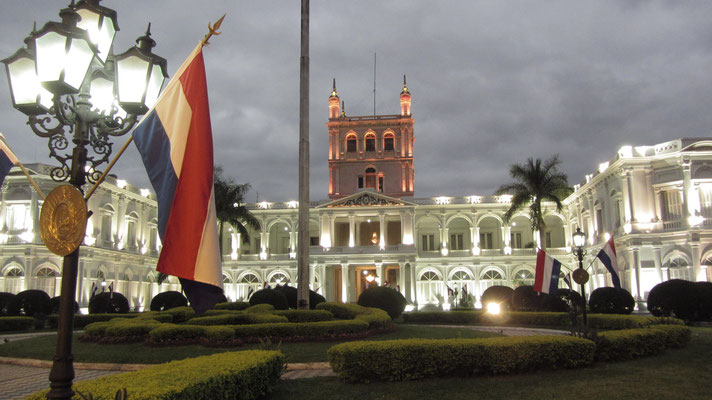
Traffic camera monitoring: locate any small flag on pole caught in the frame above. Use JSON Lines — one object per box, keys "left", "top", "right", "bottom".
{"left": 596, "top": 236, "right": 621, "bottom": 289}
{"left": 563, "top": 272, "right": 572, "bottom": 290}
{"left": 132, "top": 43, "right": 223, "bottom": 314}
{"left": 534, "top": 249, "right": 562, "bottom": 295}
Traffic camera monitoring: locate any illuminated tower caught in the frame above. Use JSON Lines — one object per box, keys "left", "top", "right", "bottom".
{"left": 327, "top": 77, "right": 414, "bottom": 199}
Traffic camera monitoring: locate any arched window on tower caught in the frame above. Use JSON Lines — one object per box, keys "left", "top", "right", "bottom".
{"left": 346, "top": 135, "right": 357, "bottom": 153}
{"left": 365, "top": 133, "right": 376, "bottom": 152}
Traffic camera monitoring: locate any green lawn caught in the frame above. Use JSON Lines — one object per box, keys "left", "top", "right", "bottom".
{"left": 0, "top": 325, "right": 499, "bottom": 364}
{"left": 269, "top": 327, "right": 712, "bottom": 400}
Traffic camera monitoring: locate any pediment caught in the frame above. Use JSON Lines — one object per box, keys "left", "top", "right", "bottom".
{"left": 318, "top": 190, "right": 416, "bottom": 208}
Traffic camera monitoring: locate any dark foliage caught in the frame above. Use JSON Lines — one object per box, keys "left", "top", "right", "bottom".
{"left": 7, "top": 290, "right": 51, "bottom": 316}
{"left": 551, "top": 288, "right": 583, "bottom": 312}
{"left": 648, "top": 279, "right": 711, "bottom": 321}
{"left": 0, "top": 292, "right": 15, "bottom": 316}
{"left": 273, "top": 284, "right": 326, "bottom": 309}
{"left": 150, "top": 291, "right": 188, "bottom": 311}
{"left": 357, "top": 286, "right": 407, "bottom": 319}
{"left": 248, "top": 288, "right": 289, "bottom": 310}
{"left": 88, "top": 292, "right": 130, "bottom": 314}
{"left": 50, "top": 296, "right": 79, "bottom": 314}
{"left": 481, "top": 285, "right": 514, "bottom": 310}
{"left": 588, "top": 287, "right": 635, "bottom": 314}
{"left": 511, "top": 286, "right": 540, "bottom": 311}
{"left": 539, "top": 291, "right": 570, "bottom": 312}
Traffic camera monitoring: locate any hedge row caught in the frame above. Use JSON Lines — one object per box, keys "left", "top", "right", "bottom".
{"left": 0, "top": 316, "right": 34, "bottom": 331}
{"left": 595, "top": 325, "right": 691, "bottom": 361}
{"left": 27, "top": 350, "right": 285, "bottom": 400}
{"left": 328, "top": 335, "right": 595, "bottom": 383}
{"left": 316, "top": 302, "right": 391, "bottom": 329}
{"left": 213, "top": 301, "right": 251, "bottom": 311}
{"left": 185, "top": 313, "right": 287, "bottom": 326}
{"left": 402, "top": 311, "right": 684, "bottom": 330}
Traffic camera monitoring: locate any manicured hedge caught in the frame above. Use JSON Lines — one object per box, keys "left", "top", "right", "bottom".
{"left": 47, "top": 313, "right": 140, "bottom": 329}
{"left": 149, "top": 291, "right": 188, "bottom": 311}
{"left": 595, "top": 325, "right": 691, "bottom": 361}
{"left": 149, "top": 324, "right": 207, "bottom": 342}
{"left": 231, "top": 320, "right": 370, "bottom": 339}
{"left": 245, "top": 304, "right": 275, "bottom": 313}
{"left": 0, "top": 316, "right": 35, "bottom": 331}
{"left": 402, "top": 311, "right": 683, "bottom": 330}
{"left": 316, "top": 302, "right": 392, "bottom": 329}
{"left": 27, "top": 350, "right": 285, "bottom": 400}
{"left": 328, "top": 335, "right": 595, "bottom": 382}
{"left": 186, "top": 313, "right": 287, "bottom": 326}
{"left": 214, "top": 301, "right": 251, "bottom": 311}
{"left": 273, "top": 309, "right": 333, "bottom": 323}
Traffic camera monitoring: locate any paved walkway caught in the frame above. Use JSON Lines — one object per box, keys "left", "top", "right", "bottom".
{"left": 0, "top": 325, "right": 566, "bottom": 399}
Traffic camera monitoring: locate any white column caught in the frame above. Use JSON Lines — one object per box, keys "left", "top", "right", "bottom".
{"left": 652, "top": 246, "right": 663, "bottom": 283}
{"left": 342, "top": 264, "right": 350, "bottom": 303}
{"left": 379, "top": 213, "right": 386, "bottom": 249}
{"left": 348, "top": 214, "right": 355, "bottom": 248}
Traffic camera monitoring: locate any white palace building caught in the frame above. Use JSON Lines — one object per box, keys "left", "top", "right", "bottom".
{"left": 1, "top": 80, "right": 712, "bottom": 311}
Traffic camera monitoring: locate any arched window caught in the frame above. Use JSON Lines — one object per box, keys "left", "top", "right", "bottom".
{"left": 479, "top": 268, "right": 506, "bottom": 294}
{"left": 450, "top": 269, "right": 475, "bottom": 299}
{"left": 269, "top": 272, "right": 289, "bottom": 284}
{"left": 3, "top": 266, "right": 24, "bottom": 293}
{"left": 383, "top": 132, "right": 395, "bottom": 152}
{"left": 346, "top": 135, "right": 357, "bottom": 153}
{"left": 364, "top": 167, "right": 377, "bottom": 190}
{"left": 236, "top": 273, "right": 261, "bottom": 301}
{"left": 513, "top": 269, "right": 535, "bottom": 287}
{"left": 36, "top": 267, "right": 58, "bottom": 296}
{"left": 365, "top": 132, "right": 376, "bottom": 152}
{"left": 418, "top": 270, "right": 442, "bottom": 304}
{"left": 668, "top": 258, "right": 692, "bottom": 281}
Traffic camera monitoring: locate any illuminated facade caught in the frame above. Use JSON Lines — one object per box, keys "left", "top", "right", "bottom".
{"left": 1, "top": 82, "right": 711, "bottom": 310}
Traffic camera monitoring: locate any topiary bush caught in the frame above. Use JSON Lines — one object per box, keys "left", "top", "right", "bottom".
{"left": 0, "top": 292, "right": 16, "bottom": 316}
{"left": 88, "top": 292, "right": 130, "bottom": 314}
{"left": 481, "top": 286, "right": 514, "bottom": 310}
{"left": 248, "top": 288, "right": 289, "bottom": 310}
{"left": 150, "top": 291, "right": 188, "bottom": 311}
{"left": 647, "top": 279, "right": 705, "bottom": 321}
{"left": 695, "top": 281, "right": 712, "bottom": 321}
{"left": 7, "top": 290, "right": 52, "bottom": 316}
{"left": 511, "top": 286, "right": 540, "bottom": 311}
{"left": 357, "top": 286, "right": 407, "bottom": 319}
{"left": 50, "top": 296, "right": 79, "bottom": 315}
{"left": 273, "top": 284, "right": 326, "bottom": 309}
{"left": 588, "top": 287, "right": 635, "bottom": 314}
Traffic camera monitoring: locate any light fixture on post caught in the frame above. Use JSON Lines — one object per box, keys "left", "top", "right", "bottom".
{"left": 2, "top": 2, "right": 167, "bottom": 398}
{"left": 572, "top": 227, "right": 589, "bottom": 327}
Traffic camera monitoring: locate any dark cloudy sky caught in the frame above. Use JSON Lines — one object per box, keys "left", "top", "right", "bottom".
{"left": 1, "top": 1, "right": 711, "bottom": 202}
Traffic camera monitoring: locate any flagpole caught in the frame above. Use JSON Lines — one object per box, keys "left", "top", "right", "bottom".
{"left": 83, "top": 14, "right": 227, "bottom": 202}
{"left": 0, "top": 133, "right": 46, "bottom": 200}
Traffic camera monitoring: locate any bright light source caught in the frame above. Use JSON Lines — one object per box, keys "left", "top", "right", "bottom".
{"left": 487, "top": 302, "right": 501, "bottom": 315}
{"left": 604, "top": 232, "right": 611, "bottom": 242}
{"left": 116, "top": 179, "right": 127, "bottom": 189}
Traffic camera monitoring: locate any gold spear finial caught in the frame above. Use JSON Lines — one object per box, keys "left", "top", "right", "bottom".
{"left": 201, "top": 14, "right": 226, "bottom": 46}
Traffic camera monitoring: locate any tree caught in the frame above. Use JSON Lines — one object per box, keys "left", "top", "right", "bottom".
{"left": 214, "top": 165, "right": 261, "bottom": 260}
{"left": 495, "top": 155, "right": 571, "bottom": 250}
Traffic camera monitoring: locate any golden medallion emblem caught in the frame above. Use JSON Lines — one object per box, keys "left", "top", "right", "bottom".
{"left": 572, "top": 268, "right": 590, "bottom": 285}
{"left": 40, "top": 185, "right": 87, "bottom": 256}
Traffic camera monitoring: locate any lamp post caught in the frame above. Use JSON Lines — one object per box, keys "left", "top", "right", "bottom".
{"left": 2, "top": 1, "right": 167, "bottom": 398}
{"left": 572, "top": 227, "right": 589, "bottom": 327}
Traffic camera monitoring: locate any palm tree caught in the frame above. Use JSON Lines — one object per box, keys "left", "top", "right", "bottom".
{"left": 213, "top": 166, "right": 261, "bottom": 260}
{"left": 495, "top": 155, "right": 572, "bottom": 251}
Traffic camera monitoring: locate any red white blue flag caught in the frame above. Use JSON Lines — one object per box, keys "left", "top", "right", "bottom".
{"left": 596, "top": 237, "right": 621, "bottom": 289}
{"left": 132, "top": 43, "right": 223, "bottom": 313}
{"left": 0, "top": 135, "right": 19, "bottom": 186}
{"left": 535, "top": 249, "right": 562, "bottom": 295}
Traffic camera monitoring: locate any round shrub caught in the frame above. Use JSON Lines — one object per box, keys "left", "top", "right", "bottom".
{"left": 481, "top": 286, "right": 514, "bottom": 311}
{"left": 50, "top": 296, "right": 79, "bottom": 314}
{"left": 539, "top": 291, "right": 570, "bottom": 312}
{"left": 697, "top": 281, "right": 712, "bottom": 321}
{"left": 150, "top": 291, "right": 188, "bottom": 311}
{"left": 588, "top": 287, "right": 635, "bottom": 314}
{"left": 357, "top": 286, "right": 407, "bottom": 319}
{"left": 88, "top": 292, "right": 130, "bottom": 314}
{"left": 0, "top": 292, "right": 16, "bottom": 316}
{"left": 273, "top": 284, "right": 326, "bottom": 309}
{"left": 647, "top": 279, "right": 700, "bottom": 320}
{"left": 7, "top": 290, "right": 52, "bottom": 316}
{"left": 512, "top": 286, "right": 540, "bottom": 311}
{"left": 248, "top": 288, "right": 288, "bottom": 310}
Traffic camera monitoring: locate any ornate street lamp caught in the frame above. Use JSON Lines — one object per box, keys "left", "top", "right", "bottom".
{"left": 1, "top": 1, "right": 167, "bottom": 398}
{"left": 572, "top": 227, "right": 589, "bottom": 326}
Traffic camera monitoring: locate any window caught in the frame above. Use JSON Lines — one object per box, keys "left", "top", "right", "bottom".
{"left": 662, "top": 190, "right": 683, "bottom": 220}
{"left": 35, "top": 267, "right": 58, "bottom": 296}
{"left": 595, "top": 208, "right": 604, "bottom": 234}
{"left": 310, "top": 236, "right": 319, "bottom": 246}
{"left": 358, "top": 176, "right": 364, "bottom": 189}
{"left": 346, "top": 136, "right": 357, "bottom": 152}
{"left": 450, "top": 233, "right": 464, "bottom": 250}
{"left": 510, "top": 233, "right": 522, "bottom": 248}
{"left": 615, "top": 200, "right": 622, "bottom": 228}
{"left": 269, "top": 273, "right": 289, "bottom": 284}
{"left": 384, "top": 135, "right": 394, "bottom": 151}
{"left": 6, "top": 204, "right": 27, "bottom": 231}
{"left": 101, "top": 213, "right": 112, "bottom": 241}
{"left": 3, "top": 267, "right": 24, "bottom": 293}
{"left": 513, "top": 269, "right": 535, "bottom": 286}
{"left": 365, "top": 134, "right": 375, "bottom": 152}
{"left": 480, "top": 233, "right": 493, "bottom": 249}
{"left": 364, "top": 168, "right": 377, "bottom": 189}
{"left": 668, "top": 258, "right": 693, "bottom": 281}
{"left": 421, "top": 234, "right": 435, "bottom": 251}
{"left": 545, "top": 232, "right": 552, "bottom": 248}
{"left": 418, "top": 270, "right": 442, "bottom": 304}
{"left": 700, "top": 185, "right": 712, "bottom": 218}
{"left": 378, "top": 176, "right": 384, "bottom": 193}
